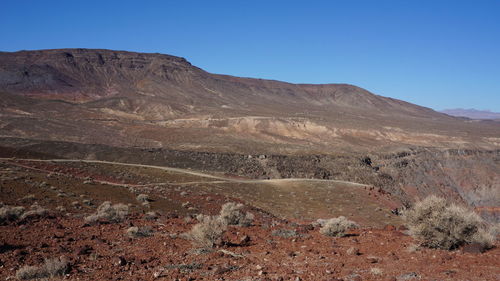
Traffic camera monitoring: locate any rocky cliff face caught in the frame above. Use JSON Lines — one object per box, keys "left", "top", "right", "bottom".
{"left": 0, "top": 49, "right": 196, "bottom": 101}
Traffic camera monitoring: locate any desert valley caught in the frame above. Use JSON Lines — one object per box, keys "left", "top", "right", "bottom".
{"left": 0, "top": 48, "right": 498, "bottom": 280}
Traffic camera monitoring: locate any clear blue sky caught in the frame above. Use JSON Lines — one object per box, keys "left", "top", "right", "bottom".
{"left": 2, "top": 0, "right": 500, "bottom": 111}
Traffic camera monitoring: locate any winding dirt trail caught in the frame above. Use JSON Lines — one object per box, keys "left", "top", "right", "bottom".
{"left": 0, "top": 157, "right": 369, "bottom": 187}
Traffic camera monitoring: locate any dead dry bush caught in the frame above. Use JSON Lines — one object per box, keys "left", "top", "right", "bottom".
{"left": 219, "top": 202, "right": 254, "bottom": 226}
{"left": 185, "top": 203, "right": 253, "bottom": 248}
{"left": 16, "top": 257, "right": 69, "bottom": 280}
{"left": 272, "top": 229, "right": 300, "bottom": 238}
{"left": 0, "top": 205, "right": 25, "bottom": 225}
{"left": 462, "top": 186, "right": 500, "bottom": 207}
{"left": 136, "top": 194, "right": 150, "bottom": 203}
{"left": 186, "top": 216, "right": 228, "bottom": 248}
{"left": 84, "top": 201, "right": 129, "bottom": 223}
{"left": 319, "top": 216, "right": 359, "bottom": 237}
{"left": 126, "top": 226, "right": 153, "bottom": 238}
{"left": 20, "top": 205, "right": 48, "bottom": 221}
{"left": 403, "top": 195, "right": 495, "bottom": 250}
{"left": 144, "top": 211, "right": 159, "bottom": 220}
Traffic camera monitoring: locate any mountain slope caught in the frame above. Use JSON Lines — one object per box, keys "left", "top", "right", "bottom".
{"left": 0, "top": 49, "right": 436, "bottom": 116}
{"left": 0, "top": 48, "right": 499, "bottom": 153}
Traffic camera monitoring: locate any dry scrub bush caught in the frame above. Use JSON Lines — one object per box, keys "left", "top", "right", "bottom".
{"left": 195, "top": 213, "right": 209, "bottom": 222}
{"left": 462, "top": 186, "right": 500, "bottom": 207}
{"left": 319, "top": 216, "right": 359, "bottom": 237}
{"left": 19, "top": 194, "right": 35, "bottom": 202}
{"left": 186, "top": 203, "right": 253, "bottom": 247}
{"left": 272, "top": 229, "right": 299, "bottom": 238}
{"left": 219, "top": 202, "right": 254, "bottom": 226}
{"left": 144, "top": 211, "right": 158, "bottom": 220}
{"left": 187, "top": 216, "right": 228, "bottom": 248}
{"left": 0, "top": 205, "right": 25, "bottom": 224}
{"left": 84, "top": 201, "right": 129, "bottom": 223}
{"left": 0, "top": 204, "right": 44, "bottom": 223}
{"left": 126, "top": 226, "right": 152, "bottom": 238}
{"left": 136, "top": 194, "right": 150, "bottom": 203}
{"left": 312, "top": 218, "right": 328, "bottom": 227}
{"left": 370, "top": 267, "right": 383, "bottom": 275}
{"left": 491, "top": 223, "right": 500, "bottom": 237}
{"left": 16, "top": 257, "right": 69, "bottom": 280}
{"left": 82, "top": 199, "right": 93, "bottom": 206}
{"left": 403, "top": 195, "right": 495, "bottom": 250}
{"left": 20, "top": 205, "right": 48, "bottom": 221}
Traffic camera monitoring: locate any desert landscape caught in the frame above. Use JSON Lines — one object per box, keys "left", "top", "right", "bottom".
{"left": 0, "top": 156, "right": 498, "bottom": 281}
{"left": 0, "top": 48, "right": 498, "bottom": 280}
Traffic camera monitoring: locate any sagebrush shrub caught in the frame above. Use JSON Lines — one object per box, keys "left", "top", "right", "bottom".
{"left": 126, "top": 226, "right": 152, "bottom": 238}
{"left": 0, "top": 205, "right": 25, "bottom": 224}
{"left": 187, "top": 216, "right": 227, "bottom": 247}
{"left": 144, "top": 211, "right": 158, "bottom": 220}
{"left": 195, "top": 213, "right": 211, "bottom": 223}
{"left": 84, "top": 201, "right": 129, "bottom": 223}
{"left": 219, "top": 202, "right": 254, "bottom": 226}
{"left": 403, "top": 195, "right": 495, "bottom": 250}
{"left": 319, "top": 216, "right": 358, "bottom": 237}
{"left": 16, "top": 257, "right": 68, "bottom": 280}
{"left": 272, "top": 229, "right": 299, "bottom": 238}
{"left": 136, "top": 194, "right": 150, "bottom": 203}
{"left": 20, "top": 206, "right": 48, "bottom": 221}
{"left": 16, "top": 265, "right": 40, "bottom": 280}
{"left": 185, "top": 203, "right": 253, "bottom": 247}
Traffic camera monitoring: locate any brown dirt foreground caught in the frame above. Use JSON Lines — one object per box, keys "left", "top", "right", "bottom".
{"left": 0, "top": 162, "right": 499, "bottom": 280}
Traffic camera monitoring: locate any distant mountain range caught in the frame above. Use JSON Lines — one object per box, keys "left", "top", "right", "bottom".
{"left": 440, "top": 109, "right": 500, "bottom": 120}
{"left": 0, "top": 48, "right": 499, "bottom": 153}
